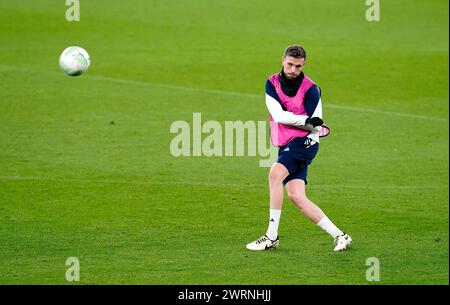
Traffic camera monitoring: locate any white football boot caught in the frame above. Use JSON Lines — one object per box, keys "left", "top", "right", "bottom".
{"left": 246, "top": 235, "right": 279, "bottom": 251}
{"left": 333, "top": 233, "right": 352, "bottom": 251}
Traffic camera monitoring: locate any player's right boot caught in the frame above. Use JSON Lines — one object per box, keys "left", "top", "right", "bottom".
{"left": 246, "top": 235, "right": 279, "bottom": 251}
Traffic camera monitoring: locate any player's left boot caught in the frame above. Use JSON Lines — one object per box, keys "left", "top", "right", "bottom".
{"left": 333, "top": 233, "right": 352, "bottom": 251}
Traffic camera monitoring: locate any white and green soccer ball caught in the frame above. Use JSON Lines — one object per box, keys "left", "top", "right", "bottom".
{"left": 59, "top": 46, "right": 90, "bottom": 76}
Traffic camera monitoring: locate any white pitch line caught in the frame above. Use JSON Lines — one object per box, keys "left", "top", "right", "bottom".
{"left": 0, "top": 64, "right": 448, "bottom": 122}
{"left": 0, "top": 176, "right": 448, "bottom": 190}
{"left": 325, "top": 104, "right": 448, "bottom": 122}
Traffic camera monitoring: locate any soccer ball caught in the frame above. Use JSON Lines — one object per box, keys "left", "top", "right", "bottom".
{"left": 59, "top": 46, "right": 90, "bottom": 76}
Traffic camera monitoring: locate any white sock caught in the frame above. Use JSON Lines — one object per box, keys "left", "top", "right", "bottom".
{"left": 266, "top": 209, "right": 281, "bottom": 240}
{"left": 317, "top": 216, "right": 344, "bottom": 238}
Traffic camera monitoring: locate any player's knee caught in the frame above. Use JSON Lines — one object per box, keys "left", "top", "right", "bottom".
{"left": 288, "top": 192, "right": 307, "bottom": 209}
{"left": 287, "top": 191, "right": 299, "bottom": 202}
{"left": 268, "top": 167, "right": 286, "bottom": 184}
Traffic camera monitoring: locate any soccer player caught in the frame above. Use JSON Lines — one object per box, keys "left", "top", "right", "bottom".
{"left": 246, "top": 45, "right": 352, "bottom": 252}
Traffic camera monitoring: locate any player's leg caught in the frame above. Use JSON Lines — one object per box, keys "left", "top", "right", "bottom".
{"left": 246, "top": 163, "right": 289, "bottom": 251}
{"left": 285, "top": 179, "right": 325, "bottom": 223}
{"left": 285, "top": 178, "right": 352, "bottom": 251}
{"left": 266, "top": 162, "right": 289, "bottom": 238}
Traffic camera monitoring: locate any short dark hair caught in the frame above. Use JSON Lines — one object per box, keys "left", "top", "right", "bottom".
{"left": 283, "top": 45, "right": 306, "bottom": 60}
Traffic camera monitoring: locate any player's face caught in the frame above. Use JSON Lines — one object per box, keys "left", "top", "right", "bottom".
{"left": 282, "top": 56, "right": 306, "bottom": 79}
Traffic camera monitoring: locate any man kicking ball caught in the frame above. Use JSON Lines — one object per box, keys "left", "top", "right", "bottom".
{"left": 246, "top": 45, "right": 352, "bottom": 252}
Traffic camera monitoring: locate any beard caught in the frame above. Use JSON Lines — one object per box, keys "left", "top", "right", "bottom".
{"left": 286, "top": 73, "right": 299, "bottom": 79}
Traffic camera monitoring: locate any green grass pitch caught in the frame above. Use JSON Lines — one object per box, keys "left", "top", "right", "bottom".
{"left": 0, "top": 0, "right": 448, "bottom": 284}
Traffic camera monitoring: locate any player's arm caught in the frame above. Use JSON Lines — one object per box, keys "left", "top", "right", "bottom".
{"left": 303, "top": 84, "right": 323, "bottom": 132}
{"left": 265, "top": 80, "right": 321, "bottom": 131}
